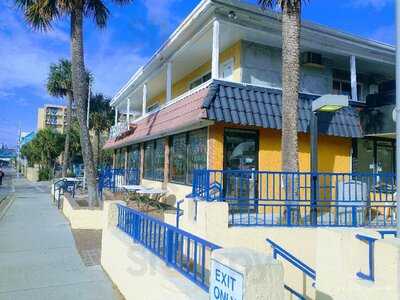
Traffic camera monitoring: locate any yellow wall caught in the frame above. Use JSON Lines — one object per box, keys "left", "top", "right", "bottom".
{"left": 208, "top": 124, "right": 352, "bottom": 173}
{"left": 147, "top": 41, "right": 242, "bottom": 108}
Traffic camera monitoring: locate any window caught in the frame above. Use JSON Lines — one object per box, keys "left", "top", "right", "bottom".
{"left": 220, "top": 58, "right": 234, "bottom": 80}
{"left": 147, "top": 103, "right": 160, "bottom": 113}
{"left": 143, "top": 139, "right": 165, "bottom": 181}
{"left": 170, "top": 128, "right": 207, "bottom": 185}
{"left": 115, "top": 148, "right": 125, "bottom": 169}
{"left": 127, "top": 144, "right": 140, "bottom": 170}
{"left": 332, "top": 79, "right": 362, "bottom": 101}
{"left": 189, "top": 72, "right": 211, "bottom": 90}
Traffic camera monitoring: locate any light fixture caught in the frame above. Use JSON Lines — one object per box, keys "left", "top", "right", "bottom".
{"left": 312, "top": 94, "right": 349, "bottom": 113}
{"left": 228, "top": 10, "right": 237, "bottom": 20}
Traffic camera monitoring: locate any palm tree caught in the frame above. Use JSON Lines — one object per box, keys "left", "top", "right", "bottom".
{"left": 16, "top": 0, "right": 134, "bottom": 206}
{"left": 258, "top": 0, "right": 306, "bottom": 174}
{"left": 89, "top": 93, "right": 114, "bottom": 167}
{"left": 47, "top": 59, "right": 73, "bottom": 177}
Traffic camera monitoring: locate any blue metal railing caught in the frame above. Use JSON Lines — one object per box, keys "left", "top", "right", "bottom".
{"left": 266, "top": 239, "right": 315, "bottom": 299}
{"left": 355, "top": 234, "right": 377, "bottom": 282}
{"left": 98, "top": 168, "right": 140, "bottom": 198}
{"left": 117, "top": 204, "right": 220, "bottom": 291}
{"left": 192, "top": 169, "right": 396, "bottom": 228}
{"left": 53, "top": 179, "right": 77, "bottom": 209}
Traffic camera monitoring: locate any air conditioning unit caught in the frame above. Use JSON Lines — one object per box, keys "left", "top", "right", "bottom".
{"left": 302, "top": 52, "right": 323, "bottom": 68}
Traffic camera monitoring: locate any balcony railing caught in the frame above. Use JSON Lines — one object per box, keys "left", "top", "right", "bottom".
{"left": 192, "top": 169, "right": 397, "bottom": 228}
{"left": 109, "top": 122, "right": 129, "bottom": 139}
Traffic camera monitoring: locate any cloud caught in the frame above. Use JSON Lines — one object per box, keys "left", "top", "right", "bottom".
{"left": 350, "top": 0, "right": 392, "bottom": 10}
{"left": 141, "top": 0, "right": 183, "bottom": 34}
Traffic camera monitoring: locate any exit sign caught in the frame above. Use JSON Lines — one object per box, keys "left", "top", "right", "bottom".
{"left": 209, "top": 260, "right": 243, "bottom": 300}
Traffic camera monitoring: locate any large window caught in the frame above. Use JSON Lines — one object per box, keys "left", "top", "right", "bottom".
{"left": 143, "top": 139, "right": 165, "bottom": 181}
{"left": 170, "top": 128, "right": 207, "bottom": 185}
{"left": 127, "top": 144, "right": 140, "bottom": 170}
{"left": 115, "top": 148, "right": 125, "bottom": 169}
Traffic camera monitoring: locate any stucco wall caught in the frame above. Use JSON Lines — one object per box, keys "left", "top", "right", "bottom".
{"left": 101, "top": 201, "right": 207, "bottom": 300}
{"left": 26, "top": 166, "right": 39, "bottom": 182}
{"left": 173, "top": 199, "right": 399, "bottom": 300}
{"left": 62, "top": 196, "right": 103, "bottom": 230}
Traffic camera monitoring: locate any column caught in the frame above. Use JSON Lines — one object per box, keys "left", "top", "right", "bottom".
{"left": 166, "top": 62, "right": 173, "bottom": 102}
{"left": 114, "top": 107, "right": 118, "bottom": 125}
{"left": 142, "top": 83, "right": 147, "bottom": 116}
{"left": 211, "top": 19, "right": 220, "bottom": 79}
{"left": 350, "top": 55, "right": 358, "bottom": 102}
{"left": 126, "top": 98, "right": 130, "bottom": 124}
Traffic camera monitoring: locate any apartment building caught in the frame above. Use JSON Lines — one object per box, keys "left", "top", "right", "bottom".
{"left": 37, "top": 104, "right": 68, "bottom": 134}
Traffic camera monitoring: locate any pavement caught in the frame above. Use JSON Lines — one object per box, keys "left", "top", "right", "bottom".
{"left": 0, "top": 169, "right": 123, "bottom": 300}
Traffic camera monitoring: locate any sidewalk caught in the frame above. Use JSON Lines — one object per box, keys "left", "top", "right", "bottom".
{"left": 0, "top": 173, "right": 122, "bottom": 300}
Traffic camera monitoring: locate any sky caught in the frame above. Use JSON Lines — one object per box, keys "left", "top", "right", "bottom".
{"left": 0, "top": 0, "right": 395, "bottom": 147}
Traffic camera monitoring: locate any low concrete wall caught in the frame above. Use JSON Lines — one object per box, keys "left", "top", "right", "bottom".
{"left": 62, "top": 196, "right": 103, "bottom": 230}
{"left": 26, "top": 167, "right": 39, "bottom": 182}
{"left": 175, "top": 199, "right": 399, "bottom": 300}
{"left": 101, "top": 201, "right": 208, "bottom": 300}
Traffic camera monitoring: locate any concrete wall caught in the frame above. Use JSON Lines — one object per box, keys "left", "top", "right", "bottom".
{"left": 61, "top": 196, "right": 103, "bottom": 230}
{"left": 26, "top": 166, "right": 39, "bottom": 182}
{"left": 174, "top": 199, "right": 400, "bottom": 300}
{"left": 101, "top": 201, "right": 208, "bottom": 300}
{"left": 241, "top": 41, "right": 332, "bottom": 95}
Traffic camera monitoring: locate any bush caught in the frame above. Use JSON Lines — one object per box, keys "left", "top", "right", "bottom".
{"left": 39, "top": 167, "right": 52, "bottom": 181}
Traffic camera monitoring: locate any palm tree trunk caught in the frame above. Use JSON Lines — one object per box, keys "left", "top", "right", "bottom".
{"left": 62, "top": 92, "right": 73, "bottom": 177}
{"left": 96, "top": 130, "right": 101, "bottom": 168}
{"left": 281, "top": 2, "right": 300, "bottom": 173}
{"left": 71, "top": 8, "right": 98, "bottom": 206}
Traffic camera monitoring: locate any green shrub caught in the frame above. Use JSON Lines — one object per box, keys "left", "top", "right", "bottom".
{"left": 39, "top": 167, "right": 52, "bottom": 181}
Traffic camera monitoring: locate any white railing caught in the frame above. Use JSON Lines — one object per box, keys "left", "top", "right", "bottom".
{"left": 109, "top": 122, "right": 129, "bottom": 139}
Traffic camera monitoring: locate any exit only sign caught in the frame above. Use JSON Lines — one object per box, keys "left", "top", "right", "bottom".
{"left": 209, "top": 260, "right": 243, "bottom": 300}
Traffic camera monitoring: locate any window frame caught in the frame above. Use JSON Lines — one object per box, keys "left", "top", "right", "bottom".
{"left": 169, "top": 128, "right": 208, "bottom": 185}
{"left": 332, "top": 78, "right": 363, "bottom": 101}
{"left": 143, "top": 139, "right": 165, "bottom": 181}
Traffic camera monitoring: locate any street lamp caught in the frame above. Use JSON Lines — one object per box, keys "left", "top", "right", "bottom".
{"left": 310, "top": 94, "right": 349, "bottom": 224}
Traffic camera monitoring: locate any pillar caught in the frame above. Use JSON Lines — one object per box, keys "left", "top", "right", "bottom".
{"left": 212, "top": 20, "right": 220, "bottom": 79}
{"left": 166, "top": 62, "right": 173, "bottom": 102}
{"left": 350, "top": 55, "right": 358, "bottom": 102}
{"left": 142, "top": 83, "right": 147, "bottom": 116}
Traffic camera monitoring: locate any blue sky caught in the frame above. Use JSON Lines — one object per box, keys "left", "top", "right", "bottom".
{"left": 0, "top": 0, "right": 395, "bottom": 147}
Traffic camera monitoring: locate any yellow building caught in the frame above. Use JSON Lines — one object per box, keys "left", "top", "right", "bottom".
{"left": 37, "top": 104, "right": 67, "bottom": 134}
{"left": 104, "top": 0, "right": 394, "bottom": 206}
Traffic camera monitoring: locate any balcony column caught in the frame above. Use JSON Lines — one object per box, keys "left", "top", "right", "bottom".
{"left": 126, "top": 97, "right": 130, "bottom": 124}
{"left": 114, "top": 107, "right": 118, "bottom": 125}
{"left": 166, "top": 61, "right": 173, "bottom": 102}
{"left": 142, "top": 83, "right": 147, "bottom": 116}
{"left": 211, "top": 19, "right": 220, "bottom": 79}
{"left": 350, "top": 55, "right": 358, "bottom": 102}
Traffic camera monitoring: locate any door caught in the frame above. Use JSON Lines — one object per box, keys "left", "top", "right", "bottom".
{"left": 376, "top": 140, "right": 395, "bottom": 189}
{"left": 223, "top": 129, "right": 258, "bottom": 209}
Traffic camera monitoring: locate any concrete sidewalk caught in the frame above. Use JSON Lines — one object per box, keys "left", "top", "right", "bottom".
{"left": 0, "top": 173, "right": 121, "bottom": 300}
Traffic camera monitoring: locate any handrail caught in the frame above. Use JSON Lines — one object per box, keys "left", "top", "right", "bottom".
{"left": 377, "top": 230, "right": 397, "bottom": 239}
{"left": 176, "top": 200, "right": 184, "bottom": 228}
{"left": 266, "top": 239, "right": 316, "bottom": 281}
{"left": 355, "top": 234, "right": 377, "bottom": 282}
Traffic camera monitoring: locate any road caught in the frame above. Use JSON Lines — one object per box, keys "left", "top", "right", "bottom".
{"left": 0, "top": 169, "right": 121, "bottom": 300}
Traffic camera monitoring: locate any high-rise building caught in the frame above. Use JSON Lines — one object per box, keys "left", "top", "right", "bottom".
{"left": 37, "top": 104, "right": 67, "bottom": 133}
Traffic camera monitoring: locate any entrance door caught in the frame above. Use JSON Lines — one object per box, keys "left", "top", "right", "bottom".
{"left": 223, "top": 129, "right": 258, "bottom": 208}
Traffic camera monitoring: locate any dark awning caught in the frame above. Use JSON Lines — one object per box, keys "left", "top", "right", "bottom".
{"left": 202, "top": 80, "right": 363, "bottom": 138}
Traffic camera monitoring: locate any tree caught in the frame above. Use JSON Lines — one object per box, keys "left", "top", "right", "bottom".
{"left": 47, "top": 59, "right": 91, "bottom": 177}
{"left": 16, "top": 0, "right": 134, "bottom": 206}
{"left": 258, "top": 0, "right": 306, "bottom": 174}
{"left": 20, "top": 128, "right": 65, "bottom": 180}
{"left": 89, "top": 93, "right": 114, "bottom": 167}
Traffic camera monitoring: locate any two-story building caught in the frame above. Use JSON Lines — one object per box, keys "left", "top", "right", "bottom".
{"left": 104, "top": 0, "right": 395, "bottom": 202}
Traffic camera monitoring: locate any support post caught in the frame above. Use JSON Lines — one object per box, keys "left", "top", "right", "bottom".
{"left": 350, "top": 55, "right": 358, "bottom": 102}
{"left": 126, "top": 98, "right": 130, "bottom": 124}
{"left": 396, "top": 0, "right": 400, "bottom": 238}
{"left": 114, "top": 108, "right": 118, "bottom": 126}
{"left": 166, "top": 62, "right": 172, "bottom": 102}
{"left": 310, "top": 112, "right": 318, "bottom": 225}
{"left": 142, "top": 83, "right": 147, "bottom": 116}
{"left": 163, "top": 137, "right": 170, "bottom": 189}
{"left": 212, "top": 20, "right": 220, "bottom": 79}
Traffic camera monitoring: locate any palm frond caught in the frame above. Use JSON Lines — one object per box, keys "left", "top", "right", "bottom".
{"left": 111, "top": 0, "right": 134, "bottom": 5}
{"left": 20, "top": 0, "right": 60, "bottom": 31}
{"left": 85, "top": 0, "right": 109, "bottom": 28}
{"left": 258, "top": 0, "right": 307, "bottom": 11}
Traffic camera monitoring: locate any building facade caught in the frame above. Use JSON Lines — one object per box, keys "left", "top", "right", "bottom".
{"left": 104, "top": 0, "right": 395, "bottom": 201}
{"left": 37, "top": 104, "right": 68, "bottom": 134}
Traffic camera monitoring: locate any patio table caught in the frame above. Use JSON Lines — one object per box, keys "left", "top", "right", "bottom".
{"left": 137, "top": 188, "right": 167, "bottom": 201}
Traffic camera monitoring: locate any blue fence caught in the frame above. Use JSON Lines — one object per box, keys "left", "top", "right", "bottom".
{"left": 98, "top": 168, "right": 140, "bottom": 198}
{"left": 192, "top": 169, "right": 396, "bottom": 228}
{"left": 117, "top": 204, "right": 220, "bottom": 291}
